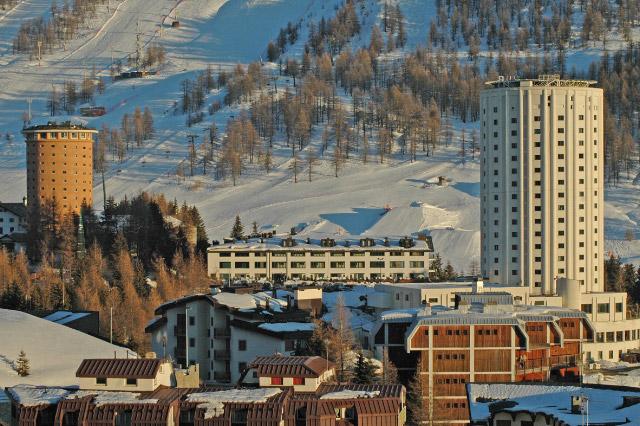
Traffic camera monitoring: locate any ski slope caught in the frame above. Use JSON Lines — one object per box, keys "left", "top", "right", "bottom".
{"left": 0, "top": 0, "right": 639, "bottom": 272}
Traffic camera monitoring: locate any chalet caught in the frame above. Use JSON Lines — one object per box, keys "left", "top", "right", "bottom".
{"left": 242, "top": 355, "right": 335, "bottom": 391}
{"left": 41, "top": 311, "right": 99, "bottom": 336}
{"left": 145, "top": 289, "right": 316, "bottom": 385}
{"left": 76, "top": 358, "right": 174, "bottom": 392}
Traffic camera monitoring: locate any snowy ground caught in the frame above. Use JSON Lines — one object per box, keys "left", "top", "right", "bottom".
{"left": 0, "top": 0, "right": 638, "bottom": 272}
{"left": 0, "top": 309, "right": 131, "bottom": 387}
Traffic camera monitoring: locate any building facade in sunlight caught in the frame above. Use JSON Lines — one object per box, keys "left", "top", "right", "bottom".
{"left": 480, "top": 75, "right": 604, "bottom": 295}
{"left": 23, "top": 122, "right": 97, "bottom": 214}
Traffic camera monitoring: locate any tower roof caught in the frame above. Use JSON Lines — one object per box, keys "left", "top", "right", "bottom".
{"left": 484, "top": 74, "right": 598, "bottom": 89}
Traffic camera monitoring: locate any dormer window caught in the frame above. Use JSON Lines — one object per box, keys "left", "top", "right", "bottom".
{"left": 126, "top": 378, "right": 137, "bottom": 386}
{"left": 96, "top": 377, "right": 107, "bottom": 385}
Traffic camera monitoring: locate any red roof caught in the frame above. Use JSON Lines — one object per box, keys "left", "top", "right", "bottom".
{"left": 76, "top": 358, "right": 162, "bottom": 379}
{"left": 249, "top": 355, "right": 334, "bottom": 378}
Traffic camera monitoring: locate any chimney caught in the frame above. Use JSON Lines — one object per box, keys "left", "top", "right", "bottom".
{"left": 22, "top": 196, "right": 27, "bottom": 206}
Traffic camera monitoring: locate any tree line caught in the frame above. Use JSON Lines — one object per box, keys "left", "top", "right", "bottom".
{"left": 0, "top": 192, "right": 209, "bottom": 351}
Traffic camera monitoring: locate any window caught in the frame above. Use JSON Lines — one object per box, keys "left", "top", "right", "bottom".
{"left": 271, "top": 377, "right": 283, "bottom": 385}
{"left": 189, "top": 316, "right": 195, "bottom": 326}
{"left": 616, "top": 302, "right": 623, "bottom": 313}
{"left": 293, "top": 377, "right": 304, "bottom": 385}
{"left": 126, "top": 378, "right": 137, "bottom": 386}
{"left": 189, "top": 338, "right": 195, "bottom": 347}
{"left": 238, "top": 340, "right": 247, "bottom": 351}
{"left": 231, "top": 409, "right": 248, "bottom": 426}
{"left": 598, "top": 303, "right": 610, "bottom": 314}
{"left": 96, "top": 377, "right": 107, "bottom": 385}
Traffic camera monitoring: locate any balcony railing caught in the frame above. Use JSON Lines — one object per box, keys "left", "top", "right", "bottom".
{"left": 213, "top": 328, "right": 230, "bottom": 338}
{"left": 214, "top": 350, "right": 230, "bottom": 360}
{"left": 213, "top": 371, "right": 231, "bottom": 382}
{"left": 174, "top": 325, "right": 186, "bottom": 337}
{"left": 174, "top": 347, "right": 186, "bottom": 358}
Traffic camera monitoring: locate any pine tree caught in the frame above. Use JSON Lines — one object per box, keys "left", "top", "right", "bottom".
{"left": 230, "top": 215, "right": 244, "bottom": 240}
{"left": 352, "top": 352, "right": 378, "bottom": 384}
{"left": 15, "top": 350, "right": 30, "bottom": 377}
{"left": 431, "top": 253, "right": 444, "bottom": 281}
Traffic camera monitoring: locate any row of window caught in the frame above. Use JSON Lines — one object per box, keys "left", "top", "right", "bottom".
{"left": 217, "top": 251, "right": 427, "bottom": 257}
{"left": 220, "top": 261, "right": 423, "bottom": 269}
{"left": 581, "top": 302, "right": 623, "bottom": 314}
{"left": 35, "top": 132, "right": 91, "bottom": 140}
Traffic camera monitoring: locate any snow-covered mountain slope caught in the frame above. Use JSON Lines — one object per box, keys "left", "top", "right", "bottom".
{"left": 0, "top": 309, "right": 131, "bottom": 386}
{"left": 0, "top": 0, "right": 638, "bottom": 272}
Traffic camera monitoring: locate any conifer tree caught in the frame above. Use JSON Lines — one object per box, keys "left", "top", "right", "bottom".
{"left": 352, "top": 352, "right": 378, "bottom": 384}
{"left": 230, "top": 215, "right": 244, "bottom": 240}
{"left": 15, "top": 350, "right": 30, "bottom": 377}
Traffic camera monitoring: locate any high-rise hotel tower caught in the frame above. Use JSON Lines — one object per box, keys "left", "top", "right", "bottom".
{"left": 23, "top": 122, "right": 97, "bottom": 214}
{"left": 480, "top": 75, "right": 604, "bottom": 295}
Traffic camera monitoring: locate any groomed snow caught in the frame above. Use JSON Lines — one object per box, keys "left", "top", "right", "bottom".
{"left": 186, "top": 388, "right": 281, "bottom": 418}
{"left": 0, "top": 309, "right": 131, "bottom": 387}
{"left": 320, "top": 390, "right": 380, "bottom": 400}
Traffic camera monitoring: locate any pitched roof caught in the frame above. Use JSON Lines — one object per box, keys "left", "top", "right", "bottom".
{"left": 76, "top": 358, "right": 162, "bottom": 379}
{"left": 249, "top": 355, "right": 334, "bottom": 378}
{"left": 0, "top": 202, "right": 26, "bottom": 218}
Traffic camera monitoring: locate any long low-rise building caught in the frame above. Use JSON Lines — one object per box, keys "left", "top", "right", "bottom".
{"left": 207, "top": 236, "right": 435, "bottom": 281}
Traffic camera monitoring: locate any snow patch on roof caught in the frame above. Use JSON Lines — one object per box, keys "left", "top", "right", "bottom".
{"left": 320, "top": 390, "right": 381, "bottom": 400}
{"left": 212, "top": 293, "right": 257, "bottom": 310}
{"left": 69, "top": 391, "right": 157, "bottom": 406}
{"left": 8, "top": 385, "right": 70, "bottom": 406}
{"left": 379, "top": 309, "right": 420, "bottom": 321}
{"left": 258, "top": 322, "right": 315, "bottom": 332}
{"left": 186, "top": 388, "right": 281, "bottom": 419}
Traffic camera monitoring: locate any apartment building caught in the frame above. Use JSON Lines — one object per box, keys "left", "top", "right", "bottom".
{"left": 4, "top": 356, "right": 406, "bottom": 426}
{"left": 0, "top": 201, "right": 28, "bottom": 252}
{"left": 145, "top": 289, "right": 317, "bottom": 384}
{"left": 22, "top": 122, "right": 97, "bottom": 213}
{"left": 207, "top": 236, "right": 434, "bottom": 281}
{"left": 372, "top": 295, "right": 594, "bottom": 424}
{"left": 369, "top": 279, "right": 640, "bottom": 362}
{"left": 480, "top": 75, "right": 603, "bottom": 295}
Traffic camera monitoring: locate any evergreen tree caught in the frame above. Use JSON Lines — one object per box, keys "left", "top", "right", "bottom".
{"left": 230, "top": 215, "right": 244, "bottom": 240}
{"left": 352, "top": 352, "right": 378, "bottom": 384}
{"left": 15, "top": 350, "right": 30, "bottom": 377}
{"left": 252, "top": 221, "right": 258, "bottom": 235}
{"left": 431, "top": 253, "right": 443, "bottom": 281}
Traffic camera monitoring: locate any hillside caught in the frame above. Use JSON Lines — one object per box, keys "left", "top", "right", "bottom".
{"left": 0, "top": 309, "right": 131, "bottom": 386}
{"left": 0, "top": 0, "right": 639, "bottom": 271}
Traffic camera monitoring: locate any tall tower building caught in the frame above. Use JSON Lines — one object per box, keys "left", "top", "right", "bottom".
{"left": 23, "top": 122, "right": 97, "bottom": 214}
{"left": 480, "top": 75, "right": 604, "bottom": 295}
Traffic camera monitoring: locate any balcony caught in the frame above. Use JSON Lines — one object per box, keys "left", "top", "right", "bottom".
{"left": 213, "top": 328, "right": 230, "bottom": 339}
{"left": 213, "top": 371, "right": 231, "bottom": 382}
{"left": 174, "top": 346, "right": 186, "bottom": 358}
{"left": 214, "top": 350, "right": 230, "bottom": 360}
{"left": 174, "top": 325, "right": 186, "bottom": 337}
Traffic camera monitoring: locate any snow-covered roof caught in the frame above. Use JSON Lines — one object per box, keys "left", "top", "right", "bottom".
{"left": 208, "top": 236, "right": 433, "bottom": 252}
{"left": 319, "top": 390, "right": 380, "bottom": 400}
{"left": 186, "top": 389, "right": 281, "bottom": 419}
{"left": 212, "top": 292, "right": 258, "bottom": 310}
{"left": 257, "top": 322, "right": 315, "bottom": 333}
{"left": 42, "top": 311, "right": 92, "bottom": 325}
{"left": 468, "top": 383, "right": 640, "bottom": 424}
{"left": 7, "top": 386, "right": 70, "bottom": 407}
{"left": 68, "top": 391, "right": 157, "bottom": 406}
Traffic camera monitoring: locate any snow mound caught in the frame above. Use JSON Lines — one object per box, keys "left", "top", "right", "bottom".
{"left": 186, "top": 388, "right": 281, "bottom": 418}
{"left": 8, "top": 385, "right": 70, "bottom": 406}
{"left": 0, "top": 309, "right": 131, "bottom": 387}
{"left": 320, "top": 390, "right": 380, "bottom": 400}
